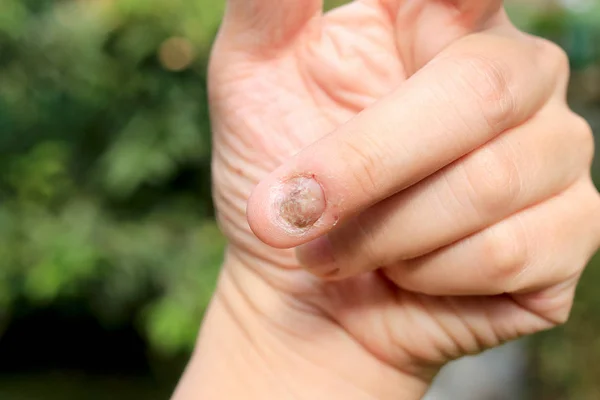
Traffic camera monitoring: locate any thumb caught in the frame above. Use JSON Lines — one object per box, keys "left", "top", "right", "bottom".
{"left": 453, "top": 0, "right": 504, "bottom": 24}
{"left": 382, "top": 0, "right": 504, "bottom": 26}
{"left": 391, "top": 0, "right": 507, "bottom": 73}
{"left": 221, "top": 0, "right": 323, "bottom": 51}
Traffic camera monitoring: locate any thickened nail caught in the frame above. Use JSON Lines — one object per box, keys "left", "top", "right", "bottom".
{"left": 276, "top": 176, "right": 326, "bottom": 231}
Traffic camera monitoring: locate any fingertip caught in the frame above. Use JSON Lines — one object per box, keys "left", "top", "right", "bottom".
{"left": 246, "top": 180, "right": 284, "bottom": 248}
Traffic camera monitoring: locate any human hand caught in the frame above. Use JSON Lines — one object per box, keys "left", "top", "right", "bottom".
{"left": 203, "top": 0, "right": 600, "bottom": 398}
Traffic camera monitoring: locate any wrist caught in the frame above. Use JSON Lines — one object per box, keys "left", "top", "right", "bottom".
{"left": 173, "top": 255, "right": 430, "bottom": 400}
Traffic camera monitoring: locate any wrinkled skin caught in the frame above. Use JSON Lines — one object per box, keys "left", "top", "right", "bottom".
{"left": 202, "top": 0, "right": 600, "bottom": 395}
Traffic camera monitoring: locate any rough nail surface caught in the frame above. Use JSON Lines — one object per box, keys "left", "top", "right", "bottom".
{"left": 276, "top": 176, "right": 325, "bottom": 230}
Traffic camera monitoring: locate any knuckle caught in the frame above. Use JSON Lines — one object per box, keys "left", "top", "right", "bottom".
{"left": 517, "top": 283, "right": 577, "bottom": 326}
{"left": 462, "top": 143, "right": 522, "bottom": 215}
{"left": 449, "top": 54, "right": 516, "bottom": 131}
{"left": 552, "top": 305, "right": 573, "bottom": 326}
{"left": 591, "top": 187, "right": 600, "bottom": 246}
{"left": 482, "top": 219, "right": 529, "bottom": 286}
{"left": 534, "top": 37, "right": 570, "bottom": 81}
{"left": 569, "top": 112, "right": 595, "bottom": 166}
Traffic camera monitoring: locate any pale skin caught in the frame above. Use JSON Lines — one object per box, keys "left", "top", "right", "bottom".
{"left": 172, "top": 1, "right": 600, "bottom": 399}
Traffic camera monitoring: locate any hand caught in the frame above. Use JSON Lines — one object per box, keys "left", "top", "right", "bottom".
{"left": 189, "top": 1, "right": 600, "bottom": 398}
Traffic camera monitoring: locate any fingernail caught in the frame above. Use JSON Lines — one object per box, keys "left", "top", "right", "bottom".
{"left": 275, "top": 176, "right": 326, "bottom": 231}
{"left": 296, "top": 236, "right": 337, "bottom": 276}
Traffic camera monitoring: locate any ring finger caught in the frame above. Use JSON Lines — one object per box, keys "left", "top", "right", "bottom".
{"left": 383, "top": 177, "right": 600, "bottom": 297}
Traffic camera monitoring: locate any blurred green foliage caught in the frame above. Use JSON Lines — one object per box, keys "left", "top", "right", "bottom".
{"left": 0, "top": 0, "right": 598, "bottom": 397}
{"left": 0, "top": 0, "right": 226, "bottom": 354}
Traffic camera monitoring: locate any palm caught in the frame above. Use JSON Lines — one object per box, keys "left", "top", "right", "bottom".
{"left": 209, "top": 1, "right": 549, "bottom": 376}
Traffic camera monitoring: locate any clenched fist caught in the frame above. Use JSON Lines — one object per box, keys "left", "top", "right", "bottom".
{"left": 174, "top": 1, "right": 600, "bottom": 399}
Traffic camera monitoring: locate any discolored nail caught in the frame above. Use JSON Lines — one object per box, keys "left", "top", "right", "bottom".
{"left": 275, "top": 175, "right": 326, "bottom": 231}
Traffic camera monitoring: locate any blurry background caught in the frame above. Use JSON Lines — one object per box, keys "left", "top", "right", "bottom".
{"left": 0, "top": 0, "right": 597, "bottom": 399}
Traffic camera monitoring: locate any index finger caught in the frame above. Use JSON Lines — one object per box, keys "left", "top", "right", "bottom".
{"left": 247, "top": 33, "right": 566, "bottom": 248}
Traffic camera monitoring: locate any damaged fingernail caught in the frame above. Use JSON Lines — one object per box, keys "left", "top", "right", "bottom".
{"left": 274, "top": 176, "right": 326, "bottom": 231}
